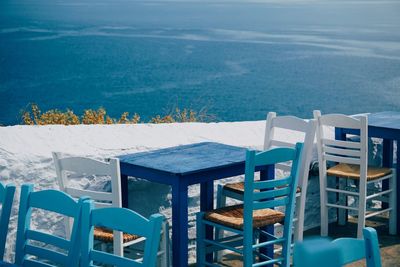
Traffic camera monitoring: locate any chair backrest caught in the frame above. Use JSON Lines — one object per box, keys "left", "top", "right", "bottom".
{"left": 15, "top": 184, "right": 86, "bottom": 267}
{"left": 264, "top": 112, "right": 317, "bottom": 190}
{"left": 52, "top": 152, "right": 122, "bottom": 236}
{"left": 81, "top": 200, "right": 163, "bottom": 267}
{"left": 0, "top": 182, "right": 16, "bottom": 260}
{"left": 313, "top": 110, "right": 368, "bottom": 178}
{"left": 243, "top": 143, "right": 303, "bottom": 261}
{"left": 293, "top": 227, "right": 382, "bottom": 267}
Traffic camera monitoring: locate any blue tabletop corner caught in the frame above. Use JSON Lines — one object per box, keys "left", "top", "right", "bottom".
{"left": 118, "top": 142, "right": 249, "bottom": 175}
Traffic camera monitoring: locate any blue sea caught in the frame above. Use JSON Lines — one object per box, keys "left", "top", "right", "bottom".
{"left": 1, "top": 0, "right": 400, "bottom": 125}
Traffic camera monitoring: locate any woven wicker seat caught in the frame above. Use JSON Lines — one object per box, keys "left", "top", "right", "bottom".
{"left": 223, "top": 182, "right": 301, "bottom": 194}
{"left": 204, "top": 204, "right": 284, "bottom": 230}
{"left": 94, "top": 227, "right": 139, "bottom": 243}
{"left": 327, "top": 163, "right": 392, "bottom": 181}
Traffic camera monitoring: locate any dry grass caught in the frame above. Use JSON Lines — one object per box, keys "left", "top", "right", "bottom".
{"left": 21, "top": 104, "right": 213, "bottom": 125}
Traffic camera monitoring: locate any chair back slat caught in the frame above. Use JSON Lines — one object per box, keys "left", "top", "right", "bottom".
{"left": 15, "top": 184, "right": 83, "bottom": 267}
{"left": 269, "top": 140, "right": 295, "bottom": 148}
{"left": 324, "top": 154, "right": 361, "bottom": 165}
{"left": 0, "top": 182, "right": 16, "bottom": 260}
{"left": 253, "top": 176, "right": 291, "bottom": 190}
{"left": 91, "top": 207, "right": 152, "bottom": 237}
{"left": 24, "top": 259, "right": 59, "bottom": 267}
{"left": 253, "top": 187, "right": 291, "bottom": 201}
{"left": 271, "top": 115, "right": 311, "bottom": 133}
{"left": 322, "top": 138, "right": 361, "bottom": 149}
{"left": 56, "top": 157, "right": 114, "bottom": 176}
{"left": 319, "top": 113, "right": 363, "bottom": 129}
{"left": 65, "top": 188, "right": 113, "bottom": 203}
{"left": 24, "top": 244, "right": 68, "bottom": 266}
{"left": 26, "top": 230, "right": 70, "bottom": 250}
{"left": 81, "top": 201, "right": 163, "bottom": 267}
{"left": 323, "top": 146, "right": 361, "bottom": 158}
{"left": 90, "top": 250, "right": 141, "bottom": 267}
{"left": 253, "top": 197, "right": 289, "bottom": 210}
{"left": 254, "top": 147, "right": 297, "bottom": 167}
{"left": 29, "top": 189, "right": 80, "bottom": 217}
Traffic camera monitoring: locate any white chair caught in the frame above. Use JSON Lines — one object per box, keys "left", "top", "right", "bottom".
{"left": 216, "top": 112, "right": 317, "bottom": 242}
{"left": 313, "top": 111, "right": 396, "bottom": 239}
{"left": 52, "top": 152, "right": 169, "bottom": 266}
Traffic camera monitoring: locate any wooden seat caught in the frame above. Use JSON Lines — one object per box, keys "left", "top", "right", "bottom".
{"left": 204, "top": 204, "right": 284, "bottom": 230}
{"left": 94, "top": 227, "right": 139, "bottom": 243}
{"left": 327, "top": 163, "right": 392, "bottom": 181}
{"left": 223, "top": 181, "right": 301, "bottom": 194}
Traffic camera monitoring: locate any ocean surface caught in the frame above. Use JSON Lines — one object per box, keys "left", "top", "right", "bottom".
{"left": 1, "top": 0, "right": 400, "bottom": 125}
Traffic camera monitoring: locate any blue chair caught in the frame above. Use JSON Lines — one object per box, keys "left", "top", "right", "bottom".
{"left": 293, "top": 227, "right": 382, "bottom": 267}
{"left": 14, "top": 184, "right": 86, "bottom": 267}
{"left": 0, "top": 182, "right": 16, "bottom": 260}
{"left": 196, "top": 143, "right": 303, "bottom": 267}
{"left": 80, "top": 199, "right": 164, "bottom": 267}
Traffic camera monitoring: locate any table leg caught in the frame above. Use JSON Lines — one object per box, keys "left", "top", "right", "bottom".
{"left": 382, "top": 140, "right": 393, "bottom": 209}
{"left": 121, "top": 174, "right": 129, "bottom": 208}
{"left": 172, "top": 182, "right": 189, "bottom": 267}
{"left": 200, "top": 181, "right": 214, "bottom": 262}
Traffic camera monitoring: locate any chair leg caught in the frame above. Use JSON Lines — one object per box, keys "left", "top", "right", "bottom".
{"left": 357, "top": 182, "right": 367, "bottom": 239}
{"left": 294, "top": 194, "right": 304, "bottom": 242}
{"left": 113, "top": 231, "right": 124, "bottom": 257}
{"left": 160, "top": 221, "right": 170, "bottom": 267}
{"left": 196, "top": 212, "right": 206, "bottom": 266}
{"left": 214, "top": 185, "right": 226, "bottom": 262}
{"left": 389, "top": 170, "right": 397, "bottom": 235}
{"left": 320, "top": 176, "right": 329, "bottom": 237}
{"left": 338, "top": 178, "right": 347, "bottom": 226}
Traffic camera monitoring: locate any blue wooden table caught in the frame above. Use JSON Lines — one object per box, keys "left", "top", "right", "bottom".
{"left": 118, "top": 142, "right": 272, "bottom": 267}
{"left": 335, "top": 111, "right": 400, "bottom": 233}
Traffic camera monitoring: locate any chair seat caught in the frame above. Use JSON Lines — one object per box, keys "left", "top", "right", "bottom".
{"left": 94, "top": 227, "right": 139, "bottom": 243}
{"left": 327, "top": 163, "right": 392, "bottom": 181}
{"left": 223, "top": 182, "right": 301, "bottom": 195}
{"left": 204, "top": 204, "right": 285, "bottom": 230}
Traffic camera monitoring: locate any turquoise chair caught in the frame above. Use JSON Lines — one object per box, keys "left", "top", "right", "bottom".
{"left": 293, "top": 227, "right": 382, "bottom": 267}
{"left": 0, "top": 182, "right": 16, "bottom": 260}
{"left": 15, "top": 184, "right": 85, "bottom": 267}
{"left": 196, "top": 143, "right": 303, "bottom": 267}
{"left": 80, "top": 199, "right": 164, "bottom": 267}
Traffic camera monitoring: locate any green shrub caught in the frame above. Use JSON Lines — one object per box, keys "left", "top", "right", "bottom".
{"left": 21, "top": 104, "right": 213, "bottom": 125}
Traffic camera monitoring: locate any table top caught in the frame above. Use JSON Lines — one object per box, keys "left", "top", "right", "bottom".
{"left": 368, "top": 111, "right": 400, "bottom": 130}
{"left": 118, "top": 142, "right": 248, "bottom": 176}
